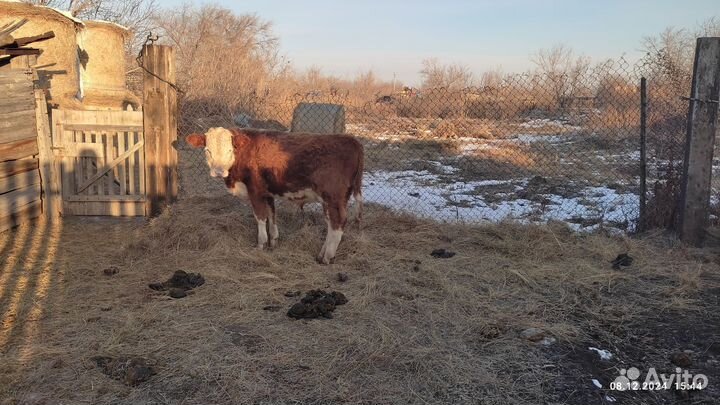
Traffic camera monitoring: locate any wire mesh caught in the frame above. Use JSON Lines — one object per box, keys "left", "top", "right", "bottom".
{"left": 175, "top": 58, "right": 696, "bottom": 233}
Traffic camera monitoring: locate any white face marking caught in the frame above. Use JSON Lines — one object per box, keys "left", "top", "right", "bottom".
{"left": 228, "top": 182, "right": 248, "bottom": 199}
{"left": 203, "top": 127, "right": 235, "bottom": 178}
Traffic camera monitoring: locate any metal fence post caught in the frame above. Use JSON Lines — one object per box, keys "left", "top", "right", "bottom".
{"left": 639, "top": 77, "right": 647, "bottom": 232}
{"left": 679, "top": 37, "right": 720, "bottom": 246}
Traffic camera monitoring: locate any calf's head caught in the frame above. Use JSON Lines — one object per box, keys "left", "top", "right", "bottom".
{"left": 186, "top": 127, "right": 236, "bottom": 178}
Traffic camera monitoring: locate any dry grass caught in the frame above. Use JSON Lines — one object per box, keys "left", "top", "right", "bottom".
{"left": 0, "top": 199, "right": 719, "bottom": 404}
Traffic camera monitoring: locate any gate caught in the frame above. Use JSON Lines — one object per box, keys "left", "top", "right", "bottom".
{"left": 51, "top": 109, "right": 146, "bottom": 216}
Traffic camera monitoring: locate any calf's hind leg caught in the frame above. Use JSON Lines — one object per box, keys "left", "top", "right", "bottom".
{"left": 318, "top": 199, "right": 348, "bottom": 265}
{"left": 267, "top": 197, "right": 279, "bottom": 248}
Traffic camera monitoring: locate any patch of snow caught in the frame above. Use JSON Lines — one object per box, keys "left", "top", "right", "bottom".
{"left": 86, "top": 19, "right": 130, "bottom": 31}
{"left": 363, "top": 168, "right": 638, "bottom": 231}
{"left": 519, "top": 118, "right": 582, "bottom": 131}
{"left": 588, "top": 347, "right": 614, "bottom": 361}
{"left": 511, "top": 134, "right": 573, "bottom": 144}
{"left": 427, "top": 161, "right": 459, "bottom": 174}
{"left": 605, "top": 395, "right": 616, "bottom": 403}
{"left": 592, "top": 379, "right": 603, "bottom": 389}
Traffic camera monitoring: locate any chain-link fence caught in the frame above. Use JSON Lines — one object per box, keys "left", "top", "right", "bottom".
{"left": 175, "top": 58, "right": 698, "bottom": 233}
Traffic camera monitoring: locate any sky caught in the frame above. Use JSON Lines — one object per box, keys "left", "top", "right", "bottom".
{"left": 157, "top": 0, "right": 719, "bottom": 85}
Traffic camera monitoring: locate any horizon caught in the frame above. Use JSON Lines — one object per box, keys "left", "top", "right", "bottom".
{"left": 157, "top": 0, "right": 719, "bottom": 86}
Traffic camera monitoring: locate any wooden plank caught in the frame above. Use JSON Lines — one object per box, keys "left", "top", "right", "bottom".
{"left": 0, "top": 199, "right": 41, "bottom": 233}
{"left": 118, "top": 131, "right": 126, "bottom": 195}
{"left": 0, "top": 96, "right": 35, "bottom": 112}
{"left": 137, "top": 132, "right": 145, "bottom": 194}
{"left": 0, "top": 19, "right": 28, "bottom": 38}
{"left": 50, "top": 109, "right": 64, "bottom": 148}
{"left": 0, "top": 120, "right": 35, "bottom": 137}
{"left": 143, "top": 44, "right": 177, "bottom": 216}
{"left": 0, "top": 158, "right": 37, "bottom": 179}
{"left": 166, "top": 46, "right": 179, "bottom": 203}
{"left": 0, "top": 183, "right": 40, "bottom": 213}
{"left": 34, "top": 89, "right": 62, "bottom": 219}
{"left": 0, "top": 121, "right": 37, "bottom": 143}
{"left": 91, "top": 132, "right": 100, "bottom": 196}
{"left": 0, "top": 48, "right": 42, "bottom": 57}
{"left": 53, "top": 142, "right": 105, "bottom": 158}
{"left": 59, "top": 109, "right": 143, "bottom": 127}
{"left": 12, "top": 31, "right": 55, "bottom": 47}
{"left": 63, "top": 123, "right": 143, "bottom": 132}
{"left": 76, "top": 139, "right": 144, "bottom": 194}
{"left": 81, "top": 132, "right": 92, "bottom": 195}
{"left": 0, "top": 168, "right": 40, "bottom": 194}
{"left": 105, "top": 132, "right": 113, "bottom": 195}
{"left": 679, "top": 38, "right": 720, "bottom": 246}
{"left": 0, "top": 138, "right": 37, "bottom": 162}
{"left": 52, "top": 113, "right": 72, "bottom": 202}
{"left": 0, "top": 75, "right": 32, "bottom": 86}
{"left": 0, "top": 100, "right": 35, "bottom": 115}
{"left": 128, "top": 132, "right": 136, "bottom": 195}
{"left": 65, "top": 194, "right": 145, "bottom": 202}
{"left": 0, "top": 106, "right": 35, "bottom": 121}
{"left": 0, "top": 108, "right": 35, "bottom": 121}
{"left": 0, "top": 77, "right": 31, "bottom": 86}
{"left": 0, "top": 83, "right": 33, "bottom": 96}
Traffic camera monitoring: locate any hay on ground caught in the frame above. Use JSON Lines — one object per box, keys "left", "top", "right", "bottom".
{"left": 0, "top": 197, "right": 718, "bottom": 404}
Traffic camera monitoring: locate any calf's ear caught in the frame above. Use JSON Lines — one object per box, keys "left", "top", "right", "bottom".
{"left": 186, "top": 133, "right": 206, "bottom": 148}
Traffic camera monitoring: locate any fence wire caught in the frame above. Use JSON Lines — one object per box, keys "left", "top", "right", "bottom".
{"left": 175, "top": 58, "right": 698, "bottom": 233}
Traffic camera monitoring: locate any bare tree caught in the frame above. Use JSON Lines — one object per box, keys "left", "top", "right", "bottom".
{"left": 154, "top": 3, "right": 281, "bottom": 114}
{"left": 531, "top": 44, "right": 590, "bottom": 111}
{"left": 479, "top": 67, "right": 504, "bottom": 89}
{"left": 419, "top": 58, "right": 474, "bottom": 90}
{"left": 639, "top": 19, "right": 719, "bottom": 93}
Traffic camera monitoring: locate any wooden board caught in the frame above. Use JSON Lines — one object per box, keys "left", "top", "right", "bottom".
{"left": 35, "top": 89, "right": 62, "bottom": 219}
{"left": 0, "top": 182, "right": 40, "bottom": 214}
{"left": 0, "top": 72, "right": 32, "bottom": 85}
{"left": 0, "top": 167, "right": 40, "bottom": 194}
{"left": 0, "top": 199, "right": 41, "bottom": 233}
{"left": 0, "top": 99, "right": 34, "bottom": 116}
{"left": 0, "top": 115, "right": 36, "bottom": 143}
{"left": 0, "top": 138, "right": 38, "bottom": 162}
{"left": 0, "top": 158, "right": 37, "bottom": 179}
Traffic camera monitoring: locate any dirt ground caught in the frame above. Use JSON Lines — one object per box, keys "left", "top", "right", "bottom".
{"left": 1, "top": 197, "right": 719, "bottom": 405}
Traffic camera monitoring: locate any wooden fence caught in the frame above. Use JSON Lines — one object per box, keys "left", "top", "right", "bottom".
{"left": 0, "top": 44, "right": 178, "bottom": 231}
{"left": 0, "top": 69, "right": 42, "bottom": 232}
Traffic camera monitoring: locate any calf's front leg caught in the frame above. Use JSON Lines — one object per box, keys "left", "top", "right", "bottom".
{"left": 250, "top": 196, "right": 271, "bottom": 249}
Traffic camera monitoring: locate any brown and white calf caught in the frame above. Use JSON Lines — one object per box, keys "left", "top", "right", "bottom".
{"left": 186, "top": 127, "right": 364, "bottom": 264}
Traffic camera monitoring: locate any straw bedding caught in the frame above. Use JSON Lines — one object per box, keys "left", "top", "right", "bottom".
{"left": 0, "top": 196, "right": 718, "bottom": 404}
